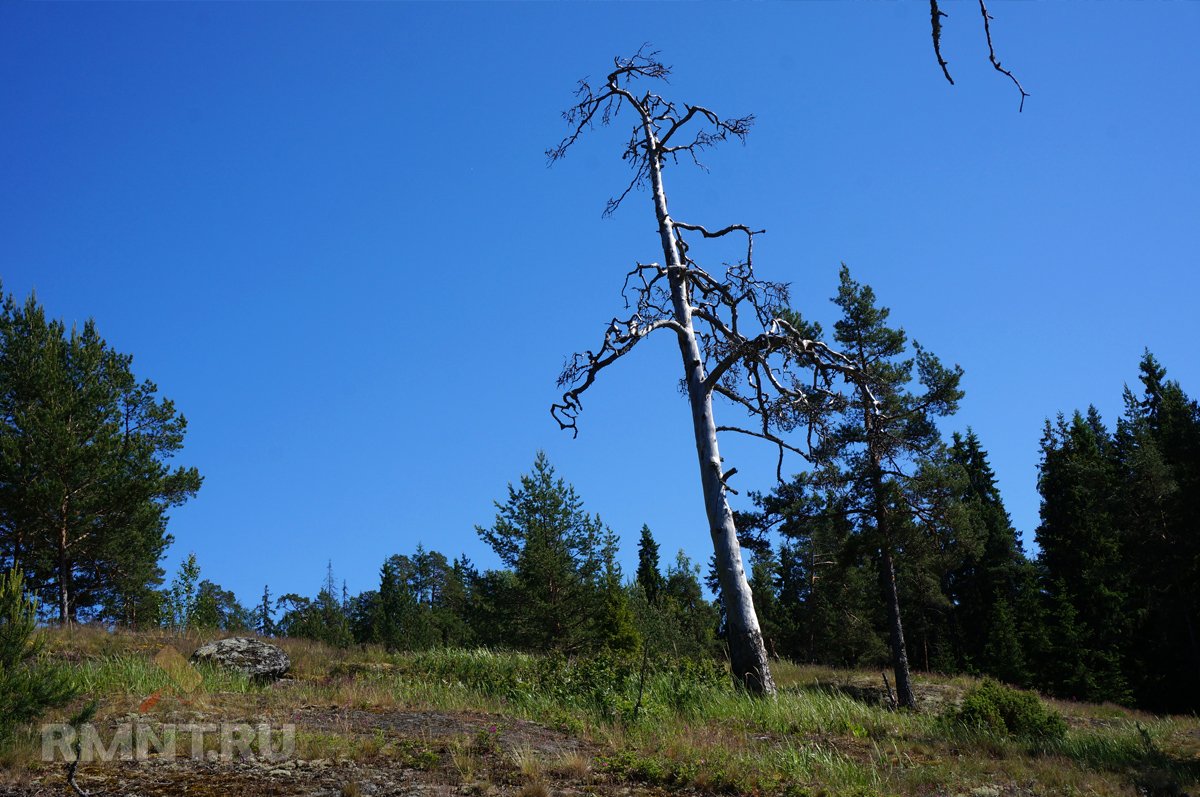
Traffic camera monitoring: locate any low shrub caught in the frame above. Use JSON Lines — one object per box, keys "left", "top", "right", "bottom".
{"left": 947, "top": 679, "right": 1067, "bottom": 743}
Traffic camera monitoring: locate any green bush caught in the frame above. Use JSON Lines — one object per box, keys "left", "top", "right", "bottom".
{"left": 0, "top": 568, "right": 77, "bottom": 746}
{"left": 948, "top": 679, "right": 1067, "bottom": 743}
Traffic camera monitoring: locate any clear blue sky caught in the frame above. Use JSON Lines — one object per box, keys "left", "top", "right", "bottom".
{"left": 3, "top": 3, "right": 1197, "bottom": 605}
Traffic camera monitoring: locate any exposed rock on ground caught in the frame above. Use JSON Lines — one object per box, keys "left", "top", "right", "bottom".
{"left": 191, "top": 637, "right": 291, "bottom": 681}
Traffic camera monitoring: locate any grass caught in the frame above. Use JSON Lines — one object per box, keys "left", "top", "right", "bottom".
{"left": 8, "top": 626, "right": 1200, "bottom": 797}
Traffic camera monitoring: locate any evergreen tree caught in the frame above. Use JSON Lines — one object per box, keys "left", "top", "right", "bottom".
{"left": 1113, "top": 352, "right": 1200, "bottom": 711}
{"left": 596, "top": 528, "right": 640, "bottom": 654}
{"left": 316, "top": 562, "right": 352, "bottom": 648}
{"left": 635, "top": 525, "right": 663, "bottom": 605}
{"left": 766, "top": 267, "right": 962, "bottom": 707}
{"left": 0, "top": 289, "right": 201, "bottom": 623}
{"left": 374, "top": 554, "right": 434, "bottom": 651}
{"left": 348, "top": 589, "right": 379, "bottom": 644}
{"left": 431, "top": 556, "right": 477, "bottom": 647}
{"left": 164, "top": 553, "right": 201, "bottom": 630}
{"left": 748, "top": 546, "right": 784, "bottom": 660}
{"left": 274, "top": 563, "right": 352, "bottom": 647}
{"left": 256, "top": 585, "right": 275, "bottom": 637}
{"left": 476, "top": 452, "right": 611, "bottom": 654}
{"left": 943, "top": 430, "right": 1033, "bottom": 684}
{"left": 745, "top": 486, "right": 887, "bottom": 667}
{"left": 1035, "top": 409, "right": 1130, "bottom": 703}
{"left": 661, "top": 551, "right": 721, "bottom": 659}
{"left": 191, "top": 579, "right": 252, "bottom": 631}
{"left": 0, "top": 567, "right": 76, "bottom": 747}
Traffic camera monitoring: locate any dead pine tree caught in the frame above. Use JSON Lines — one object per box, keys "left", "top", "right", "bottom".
{"left": 548, "top": 48, "right": 865, "bottom": 696}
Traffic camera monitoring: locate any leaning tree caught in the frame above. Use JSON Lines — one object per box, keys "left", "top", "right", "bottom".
{"left": 548, "top": 50, "right": 873, "bottom": 695}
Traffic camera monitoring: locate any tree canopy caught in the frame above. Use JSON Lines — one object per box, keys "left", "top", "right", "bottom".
{"left": 0, "top": 288, "right": 201, "bottom": 624}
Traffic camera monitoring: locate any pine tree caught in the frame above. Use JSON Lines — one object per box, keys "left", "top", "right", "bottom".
{"left": 776, "top": 266, "right": 963, "bottom": 707}
{"left": 0, "top": 289, "right": 201, "bottom": 624}
{"left": 0, "top": 567, "right": 76, "bottom": 746}
{"left": 191, "top": 579, "right": 252, "bottom": 631}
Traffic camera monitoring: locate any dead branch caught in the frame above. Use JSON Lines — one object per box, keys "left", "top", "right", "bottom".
{"left": 979, "top": 0, "right": 1030, "bottom": 112}
{"left": 548, "top": 49, "right": 884, "bottom": 483}
{"left": 930, "top": 0, "right": 954, "bottom": 85}
{"left": 930, "top": 0, "right": 1029, "bottom": 111}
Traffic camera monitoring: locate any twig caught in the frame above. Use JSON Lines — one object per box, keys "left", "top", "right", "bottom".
{"left": 882, "top": 671, "right": 898, "bottom": 710}
{"left": 930, "top": 0, "right": 954, "bottom": 85}
{"left": 978, "top": 0, "right": 1030, "bottom": 112}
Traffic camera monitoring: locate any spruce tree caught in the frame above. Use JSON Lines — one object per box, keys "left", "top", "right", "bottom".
{"left": 944, "top": 430, "right": 1033, "bottom": 684}
{"left": 745, "top": 485, "right": 886, "bottom": 667}
{"left": 1035, "top": 409, "right": 1130, "bottom": 703}
{"left": 1114, "top": 352, "right": 1200, "bottom": 711}
{"left": 256, "top": 585, "right": 275, "bottom": 637}
{"left": 635, "top": 525, "right": 663, "bottom": 605}
{"left": 748, "top": 547, "right": 784, "bottom": 660}
{"left": 375, "top": 558, "right": 417, "bottom": 651}
{"left": 660, "top": 551, "right": 720, "bottom": 660}
{"left": 476, "top": 452, "right": 609, "bottom": 653}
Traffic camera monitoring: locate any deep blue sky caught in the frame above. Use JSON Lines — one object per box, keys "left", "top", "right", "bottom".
{"left": 3, "top": 4, "right": 1197, "bottom": 605}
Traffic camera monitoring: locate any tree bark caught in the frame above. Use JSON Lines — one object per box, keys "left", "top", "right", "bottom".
{"left": 881, "top": 545, "right": 916, "bottom": 709}
{"left": 58, "top": 513, "right": 71, "bottom": 625}
{"left": 643, "top": 118, "right": 776, "bottom": 696}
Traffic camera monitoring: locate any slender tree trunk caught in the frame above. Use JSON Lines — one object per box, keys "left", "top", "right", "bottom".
{"left": 862, "top": 387, "right": 916, "bottom": 709}
{"left": 642, "top": 121, "right": 776, "bottom": 695}
{"left": 881, "top": 545, "right": 916, "bottom": 709}
{"left": 58, "top": 515, "right": 71, "bottom": 625}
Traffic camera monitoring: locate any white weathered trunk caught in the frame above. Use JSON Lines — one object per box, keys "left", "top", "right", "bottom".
{"left": 643, "top": 121, "right": 776, "bottom": 695}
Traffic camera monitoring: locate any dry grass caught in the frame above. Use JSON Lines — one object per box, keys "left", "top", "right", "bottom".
{"left": 551, "top": 749, "right": 592, "bottom": 780}
{"left": 510, "top": 744, "right": 543, "bottom": 780}
{"left": 13, "top": 627, "right": 1200, "bottom": 797}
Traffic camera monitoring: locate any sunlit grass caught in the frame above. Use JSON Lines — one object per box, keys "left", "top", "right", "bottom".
{"left": 19, "top": 626, "right": 1200, "bottom": 797}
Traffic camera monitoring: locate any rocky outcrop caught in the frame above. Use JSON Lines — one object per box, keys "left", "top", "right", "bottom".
{"left": 190, "top": 637, "right": 290, "bottom": 681}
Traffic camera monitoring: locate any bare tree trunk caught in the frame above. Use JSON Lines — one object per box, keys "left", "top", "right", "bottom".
{"left": 644, "top": 121, "right": 776, "bottom": 696}
{"left": 881, "top": 545, "right": 916, "bottom": 709}
{"left": 58, "top": 516, "right": 71, "bottom": 625}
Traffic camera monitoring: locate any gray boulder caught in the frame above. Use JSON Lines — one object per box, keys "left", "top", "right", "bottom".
{"left": 190, "top": 637, "right": 290, "bottom": 681}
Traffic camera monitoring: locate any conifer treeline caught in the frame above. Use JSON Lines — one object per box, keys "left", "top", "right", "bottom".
{"left": 3, "top": 287, "right": 1197, "bottom": 712}
{"left": 743, "top": 351, "right": 1199, "bottom": 714}
{"left": 172, "top": 453, "right": 724, "bottom": 665}
{"left": 181, "top": 353, "right": 1198, "bottom": 714}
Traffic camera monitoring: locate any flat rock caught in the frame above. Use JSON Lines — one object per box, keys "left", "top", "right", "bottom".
{"left": 190, "top": 637, "right": 291, "bottom": 681}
